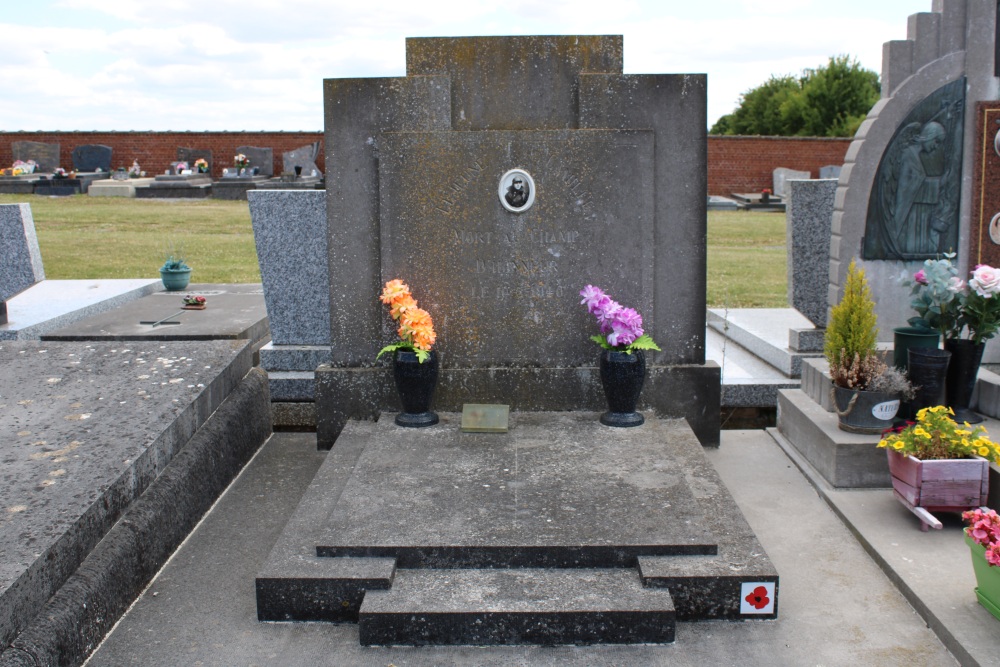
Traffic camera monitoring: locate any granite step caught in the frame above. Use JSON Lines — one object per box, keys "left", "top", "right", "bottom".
{"left": 358, "top": 567, "right": 675, "bottom": 646}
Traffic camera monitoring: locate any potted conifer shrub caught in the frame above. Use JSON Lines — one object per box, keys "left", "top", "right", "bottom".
{"left": 825, "top": 260, "right": 910, "bottom": 433}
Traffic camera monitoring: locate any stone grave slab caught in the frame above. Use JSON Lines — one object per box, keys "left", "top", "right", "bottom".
{"left": 0, "top": 279, "right": 160, "bottom": 341}
{"left": 772, "top": 167, "right": 810, "bottom": 197}
{"left": 71, "top": 144, "right": 112, "bottom": 173}
{"left": 211, "top": 175, "right": 270, "bottom": 200}
{"left": 135, "top": 174, "right": 212, "bottom": 198}
{"left": 0, "top": 204, "right": 44, "bottom": 303}
{"left": 257, "top": 413, "right": 778, "bottom": 645}
{"left": 379, "top": 129, "right": 654, "bottom": 367}
{"left": 0, "top": 339, "right": 253, "bottom": 651}
{"left": 40, "top": 284, "right": 268, "bottom": 343}
{"left": 0, "top": 176, "right": 41, "bottom": 195}
{"left": 11, "top": 141, "right": 59, "bottom": 173}
{"left": 88, "top": 177, "right": 156, "bottom": 198}
{"left": 176, "top": 148, "right": 212, "bottom": 175}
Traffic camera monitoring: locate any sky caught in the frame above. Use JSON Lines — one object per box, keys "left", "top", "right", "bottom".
{"left": 1, "top": 1, "right": 922, "bottom": 132}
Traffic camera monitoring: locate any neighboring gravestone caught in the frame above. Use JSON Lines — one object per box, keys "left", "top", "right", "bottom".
{"left": 786, "top": 179, "right": 836, "bottom": 350}
{"left": 970, "top": 101, "right": 1000, "bottom": 269}
{"left": 772, "top": 167, "right": 810, "bottom": 197}
{"left": 819, "top": 165, "right": 842, "bottom": 180}
{"left": 236, "top": 145, "right": 274, "bottom": 177}
{"left": 71, "top": 144, "right": 113, "bottom": 173}
{"left": 0, "top": 204, "right": 45, "bottom": 324}
{"left": 306, "top": 35, "right": 717, "bottom": 446}
{"left": 176, "top": 148, "right": 213, "bottom": 174}
{"left": 11, "top": 141, "right": 59, "bottom": 172}
{"left": 282, "top": 142, "right": 321, "bottom": 176}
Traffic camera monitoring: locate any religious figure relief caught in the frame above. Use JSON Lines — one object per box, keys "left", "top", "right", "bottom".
{"left": 498, "top": 169, "right": 535, "bottom": 213}
{"left": 862, "top": 78, "right": 965, "bottom": 261}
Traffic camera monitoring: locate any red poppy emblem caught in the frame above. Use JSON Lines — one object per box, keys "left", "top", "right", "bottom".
{"left": 744, "top": 585, "right": 770, "bottom": 610}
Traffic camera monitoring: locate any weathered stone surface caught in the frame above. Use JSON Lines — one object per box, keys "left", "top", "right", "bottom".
{"left": 0, "top": 340, "right": 254, "bottom": 652}
{"left": 819, "top": 165, "right": 842, "bottom": 179}
{"left": 11, "top": 142, "right": 59, "bottom": 172}
{"left": 379, "top": 129, "right": 654, "bottom": 366}
{"left": 0, "top": 204, "right": 44, "bottom": 302}
{"left": 248, "top": 190, "right": 330, "bottom": 345}
{"left": 236, "top": 145, "right": 274, "bottom": 177}
{"left": 406, "top": 35, "right": 622, "bottom": 131}
{"left": 787, "top": 179, "right": 836, "bottom": 327}
{"left": 71, "top": 144, "right": 112, "bottom": 172}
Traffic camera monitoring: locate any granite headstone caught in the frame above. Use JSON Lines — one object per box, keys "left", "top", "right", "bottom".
{"left": 819, "top": 165, "right": 842, "bottom": 180}
{"left": 0, "top": 204, "right": 45, "bottom": 324}
{"left": 11, "top": 141, "right": 60, "bottom": 172}
{"left": 177, "top": 148, "right": 213, "bottom": 174}
{"left": 71, "top": 144, "right": 113, "bottom": 173}
{"left": 787, "top": 179, "right": 836, "bottom": 330}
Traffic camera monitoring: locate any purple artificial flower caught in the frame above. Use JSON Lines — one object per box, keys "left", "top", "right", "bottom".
{"left": 579, "top": 285, "right": 607, "bottom": 314}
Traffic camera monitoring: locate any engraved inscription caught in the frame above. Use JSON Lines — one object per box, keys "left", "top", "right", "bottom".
{"left": 436, "top": 160, "right": 484, "bottom": 214}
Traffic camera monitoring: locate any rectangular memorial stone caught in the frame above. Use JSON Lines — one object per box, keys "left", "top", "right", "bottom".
{"left": 0, "top": 204, "right": 45, "bottom": 302}
{"left": 11, "top": 141, "right": 60, "bottom": 172}
{"left": 773, "top": 167, "right": 811, "bottom": 197}
{"left": 177, "top": 148, "right": 212, "bottom": 174}
{"left": 379, "top": 130, "right": 654, "bottom": 367}
{"left": 236, "top": 146, "right": 274, "bottom": 177}
{"left": 71, "top": 144, "right": 113, "bottom": 173}
{"left": 283, "top": 143, "right": 321, "bottom": 176}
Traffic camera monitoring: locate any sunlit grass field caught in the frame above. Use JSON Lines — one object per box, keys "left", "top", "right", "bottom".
{"left": 1, "top": 194, "right": 788, "bottom": 306}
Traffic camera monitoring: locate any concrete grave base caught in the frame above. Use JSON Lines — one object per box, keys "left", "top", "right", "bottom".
{"left": 0, "top": 340, "right": 271, "bottom": 666}
{"left": 211, "top": 176, "right": 270, "bottom": 200}
{"left": 256, "top": 413, "right": 777, "bottom": 646}
{"left": 315, "top": 363, "right": 721, "bottom": 448}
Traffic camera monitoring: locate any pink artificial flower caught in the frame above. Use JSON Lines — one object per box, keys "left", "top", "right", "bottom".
{"left": 970, "top": 265, "right": 1000, "bottom": 297}
{"left": 914, "top": 269, "right": 928, "bottom": 285}
{"left": 947, "top": 277, "right": 966, "bottom": 294}
{"left": 987, "top": 544, "right": 1000, "bottom": 567}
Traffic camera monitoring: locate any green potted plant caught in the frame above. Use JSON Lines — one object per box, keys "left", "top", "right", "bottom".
{"left": 579, "top": 285, "right": 661, "bottom": 427}
{"left": 963, "top": 507, "right": 1000, "bottom": 621}
{"left": 160, "top": 251, "right": 192, "bottom": 291}
{"left": 825, "top": 260, "right": 907, "bottom": 433}
{"left": 878, "top": 406, "right": 1000, "bottom": 530}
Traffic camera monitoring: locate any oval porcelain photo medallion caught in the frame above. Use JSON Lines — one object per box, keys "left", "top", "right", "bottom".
{"left": 872, "top": 399, "right": 900, "bottom": 421}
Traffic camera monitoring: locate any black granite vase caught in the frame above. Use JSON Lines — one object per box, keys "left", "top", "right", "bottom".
{"left": 599, "top": 350, "right": 646, "bottom": 427}
{"left": 945, "top": 339, "right": 985, "bottom": 424}
{"left": 393, "top": 350, "right": 439, "bottom": 427}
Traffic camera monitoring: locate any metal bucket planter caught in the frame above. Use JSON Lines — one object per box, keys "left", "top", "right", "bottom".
{"left": 832, "top": 386, "right": 899, "bottom": 434}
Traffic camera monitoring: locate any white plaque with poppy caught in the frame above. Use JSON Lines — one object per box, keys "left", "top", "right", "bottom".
{"left": 740, "top": 581, "right": 776, "bottom": 614}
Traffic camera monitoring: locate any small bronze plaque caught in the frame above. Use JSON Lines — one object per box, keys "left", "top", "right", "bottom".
{"left": 461, "top": 404, "right": 510, "bottom": 433}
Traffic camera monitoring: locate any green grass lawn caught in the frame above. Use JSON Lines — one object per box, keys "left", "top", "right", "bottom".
{"left": 2, "top": 194, "right": 789, "bottom": 307}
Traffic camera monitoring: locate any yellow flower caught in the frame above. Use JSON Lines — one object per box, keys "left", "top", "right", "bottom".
{"left": 913, "top": 427, "right": 929, "bottom": 438}
{"left": 892, "top": 441, "right": 904, "bottom": 450}
{"left": 877, "top": 440, "right": 888, "bottom": 448}
{"left": 916, "top": 408, "right": 929, "bottom": 421}
{"left": 979, "top": 446, "right": 991, "bottom": 457}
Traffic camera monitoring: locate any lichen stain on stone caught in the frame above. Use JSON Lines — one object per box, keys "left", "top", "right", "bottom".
{"left": 30, "top": 440, "right": 80, "bottom": 461}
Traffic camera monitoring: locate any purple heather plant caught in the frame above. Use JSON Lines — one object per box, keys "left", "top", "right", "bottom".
{"left": 580, "top": 285, "right": 661, "bottom": 353}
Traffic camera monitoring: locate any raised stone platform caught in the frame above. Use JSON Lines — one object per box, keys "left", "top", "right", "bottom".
{"left": 708, "top": 308, "right": 824, "bottom": 377}
{"left": 0, "top": 339, "right": 265, "bottom": 657}
{"left": 212, "top": 176, "right": 271, "bottom": 200}
{"left": 256, "top": 413, "right": 778, "bottom": 646}
{"left": 88, "top": 177, "right": 156, "bottom": 197}
{"left": 135, "top": 174, "right": 213, "bottom": 198}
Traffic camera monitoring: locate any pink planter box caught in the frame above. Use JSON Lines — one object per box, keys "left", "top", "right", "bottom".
{"left": 886, "top": 449, "right": 989, "bottom": 530}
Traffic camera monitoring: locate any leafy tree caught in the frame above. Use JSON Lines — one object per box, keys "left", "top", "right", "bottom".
{"left": 711, "top": 55, "right": 880, "bottom": 137}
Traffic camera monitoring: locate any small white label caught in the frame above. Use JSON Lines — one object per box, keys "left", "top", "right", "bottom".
{"left": 872, "top": 400, "right": 900, "bottom": 421}
{"left": 740, "top": 582, "right": 776, "bottom": 614}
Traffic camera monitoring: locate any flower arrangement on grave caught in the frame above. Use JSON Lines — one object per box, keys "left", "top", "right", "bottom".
{"left": 128, "top": 159, "right": 141, "bottom": 177}
{"left": 579, "top": 285, "right": 660, "bottom": 354}
{"left": 877, "top": 406, "right": 1000, "bottom": 464}
{"left": 53, "top": 168, "right": 69, "bottom": 179}
{"left": 376, "top": 279, "right": 436, "bottom": 363}
{"left": 905, "top": 254, "right": 1000, "bottom": 344}
{"left": 174, "top": 161, "right": 189, "bottom": 175}
{"left": 11, "top": 159, "right": 37, "bottom": 175}
{"left": 194, "top": 158, "right": 209, "bottom": 173}
{"left": 161, "top": 252, "right": 190, "bottom": 272}
{"left": 964, "top": 507, "right": 1000, "bottom": 567}
{"left": 182, "top": 294, "right": 206, "bottom": 307}
{"left": 234, "top": 154, "right": 250, "bottom": 169}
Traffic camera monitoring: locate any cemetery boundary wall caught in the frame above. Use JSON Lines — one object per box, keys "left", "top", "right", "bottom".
{"left": 0, "top": 132, "right": 850, "bottom": 196}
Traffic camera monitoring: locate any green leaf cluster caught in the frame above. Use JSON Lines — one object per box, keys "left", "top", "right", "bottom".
{"left": 589, "top": 333, "right": 662, "bottom": 354}
{"left": 711, "top": 55, "right": 880, "bottom": 137}
{"left": 376, "top": 342, "right": 430, "bottom": 363}
{"left": 825, "top": 259, "right": 879, "bottom": 371}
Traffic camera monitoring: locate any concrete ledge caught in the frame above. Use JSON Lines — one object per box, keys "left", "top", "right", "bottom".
{"left": 315, "top": 363, "right": 720, "bottom": 449}
{"left": 707, "top": 308, "right": 823, "bottom": 378}
{"left": 0, "top": 368, "right": 272, "bottom": 667}
{"left": 776, "top": 388, "right": 890, "bottom": 488}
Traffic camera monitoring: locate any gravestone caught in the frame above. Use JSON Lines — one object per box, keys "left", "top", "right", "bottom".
{"left": 970, "top": 101, "right": 1000, "bottom": 269}
{"left": 236, "top": 146, "right": 274, "bottom": 177}
{"left": 176, "top": 148, "right": 213, "bottom": 175}
{"left": 772, "top": 167, "right": 810, "bottom": 197}
{"left": 71, "top": 144, "right": 113, "bottom": 173}
{"left": 11, "top": 141, "right": 59, "bottom": 173}
{"left": 311, "top": 34, "right": 716, "bottom": 446}
{"left": 282, "top": 142, "right": 321, "bottom": 177}
{"left": 819, "top": 164, "right": 842, "bottom": 180}
{"left": 786, "top": 179, "right": 836, "bottom": 351}
{"left": 0, "top": 204, "right": 45, "bottom": 325}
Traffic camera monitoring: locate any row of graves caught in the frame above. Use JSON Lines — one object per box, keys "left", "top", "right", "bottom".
{"left": 0, "top": 142, "right": 324, "bottom": 200}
